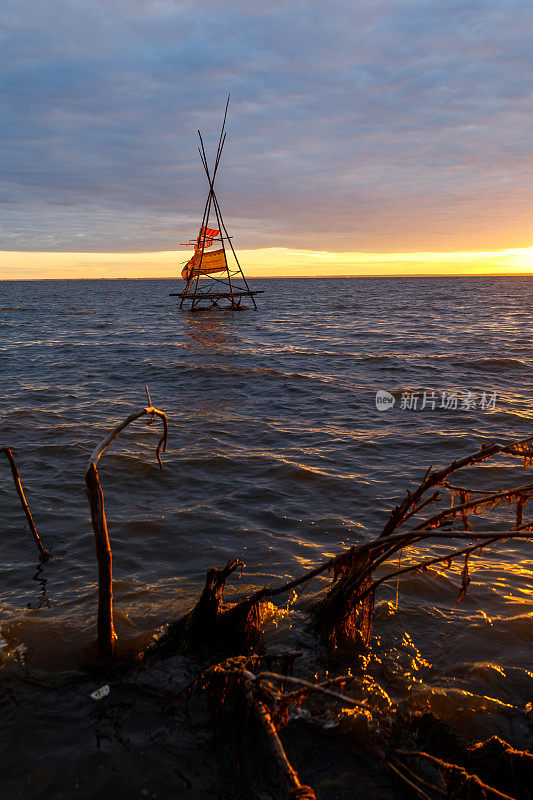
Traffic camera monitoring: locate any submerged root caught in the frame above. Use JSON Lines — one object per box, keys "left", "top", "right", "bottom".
{"left": 309, "top": 547, "right": 375, "bottom": 650}
{"left": 154, "top": 559, "right": 266, "bottom": 657}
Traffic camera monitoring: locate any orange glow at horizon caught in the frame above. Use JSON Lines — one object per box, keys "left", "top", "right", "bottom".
{"left": 1, "top": 246, "right": 532, "bottom": 280}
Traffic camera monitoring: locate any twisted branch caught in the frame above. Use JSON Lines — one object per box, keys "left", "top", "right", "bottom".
{"left": 85, "top": 402, "right": 168, "bottom": 661}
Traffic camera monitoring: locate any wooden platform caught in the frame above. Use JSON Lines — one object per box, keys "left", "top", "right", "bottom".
{"left": 169, "top": 291, "right": 263, "bottom": 298}
{"left": 170, "top": 289, "right": 264, "bottom": 310}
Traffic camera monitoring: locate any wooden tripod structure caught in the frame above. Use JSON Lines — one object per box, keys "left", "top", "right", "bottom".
{"left": 171, "top": 96, "right": 262, "bottom": 310}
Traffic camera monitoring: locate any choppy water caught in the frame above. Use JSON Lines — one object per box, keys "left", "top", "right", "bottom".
{"left": 0, "top": 276, "right": 532, "bottom": 798}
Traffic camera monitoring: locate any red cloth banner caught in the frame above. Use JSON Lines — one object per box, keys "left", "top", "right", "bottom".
{"left": 180, "top": 226, "right": 220, "bottom": 249}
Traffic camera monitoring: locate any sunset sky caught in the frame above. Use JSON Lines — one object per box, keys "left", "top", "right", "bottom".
{"left": 1, "top": 0, "right": 532, "bottom": 278}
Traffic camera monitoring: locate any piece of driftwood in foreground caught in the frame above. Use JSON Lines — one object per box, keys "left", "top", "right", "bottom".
{"left": 85, "top": 402, "right": 168, "bottom": 662}
{"left": 197, "top": 655, "right": 369, "bottom": 800}
{"left": 148, "top": 435, "right": 533, "bottom": 800}
{"left": 157, "top": 433, "right": 533, "bottom": 657}
{"left": 390, "top": 749, "right": 520, "bottom": 800}
{"left": 1, "top": 446, "right": 50, "bottom": 562}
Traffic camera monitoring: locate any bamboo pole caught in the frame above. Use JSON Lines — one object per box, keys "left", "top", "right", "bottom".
{"left": 185, "top": 177, "right": 212, "bottom": 309}
{"left": 200, "top": 145, "right": 256, "bottom": 308}
{"left": 185, "top": 95, "right": 257, "bottom": 310}
{"left": 212, "top": 193, "right": 258, "bottom": 309}
{"left": 187, "top": 111, "right": 227, "bottom": 310}
{"left": 195, "top": 130, "right": 229, "bottom": 307}
{"left": 1, "top": 446, "right": 49, "bottom": 562}
{"left": 199, "top": 139, "right": 234, "bottom": 305}
{"left": 211, "top": 192, "right": 235, "bottom": 304}
{"left": 85, "top": 402, "right": 168, "bottom": 661}
{"left": 180, "top": 133, "right": 222, "bottom": 308}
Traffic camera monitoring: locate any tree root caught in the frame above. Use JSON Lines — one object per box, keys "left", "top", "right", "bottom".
{"left": 153, "top": 558, "right": 265, "bottom": 656}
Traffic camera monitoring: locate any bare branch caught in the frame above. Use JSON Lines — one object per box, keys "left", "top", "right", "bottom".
{"left": 1, "top": 446, "right": 49, "bottom": 562}
{"left": 87, "top": 405, "right": 168, "bottom": 471}
{"left": 381, "top": 434, "right": 533, "bottom": 537}
{"left": 394, "top": 750, "right": 516, "bottom": 800}
{"left": 411, "top": 482, "right": 533, "bottom": 533}
{"left": 364, "top": 536, "right": 502, "bottom": 600}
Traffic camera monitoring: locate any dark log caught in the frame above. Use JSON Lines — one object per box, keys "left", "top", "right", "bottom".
{"left": 85, "top": 462, "right": 115, "bottom": 662}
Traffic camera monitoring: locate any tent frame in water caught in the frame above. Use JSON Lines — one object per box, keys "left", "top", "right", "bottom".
{"left": 170, "top": 96, "right": 262, "bottom": 310}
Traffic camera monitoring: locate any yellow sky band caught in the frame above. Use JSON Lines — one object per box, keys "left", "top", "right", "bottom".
{"left": 1, "top": 246, "right": 532, "bottom": 280}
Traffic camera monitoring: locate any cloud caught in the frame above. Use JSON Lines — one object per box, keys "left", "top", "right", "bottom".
{"left": 1, "top": 0, "right": 532, "bottom": 254}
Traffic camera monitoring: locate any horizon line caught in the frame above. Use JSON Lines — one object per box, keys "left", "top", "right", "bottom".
{"left": 1, "top": 272, "right": 532, "bottom": 281}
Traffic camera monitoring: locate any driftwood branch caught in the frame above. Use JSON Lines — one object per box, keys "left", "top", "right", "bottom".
{"left": 252, "top": 697, "right": 316, "bottom": 800}
{"left": 380, "top": 434, "right": 533, "bottom": 537}
{"left": 197, "top": 658, "right": 369, "bottom": 799}
{"left": 302, "top": 435, "right": 533, "bottom": 647}
{"left": 410, "top": 482, "right": 533, "bottom": 533}
{"left": 210, "top": 668, "right": 369, "bottom": 710}
{"left": 134, "top": 432, "right": 533, "bottom": 797}
{"left": 88, "top": 404, "right": 168, "bottom": 471}
{"left": 85, "top": 403, "right": 168, "bottom": 661}
{"left": 1, "top": 446, "right": 49, "bottom": 562}
{"left": 392, "top": 750, "right": 517, "bottom": 800}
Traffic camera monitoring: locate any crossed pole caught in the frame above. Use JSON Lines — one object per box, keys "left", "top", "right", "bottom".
{"left": 181, "top": 95, "right": 257, "bottom": 310}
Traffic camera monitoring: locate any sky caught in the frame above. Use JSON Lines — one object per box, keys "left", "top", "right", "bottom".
{"left": 1, "top": 0, "right": 532, "bottom": 278}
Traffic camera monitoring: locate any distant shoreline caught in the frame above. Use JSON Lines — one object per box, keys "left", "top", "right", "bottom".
{"left": 0, "top": 273, "right": 531, "bottom": 281}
